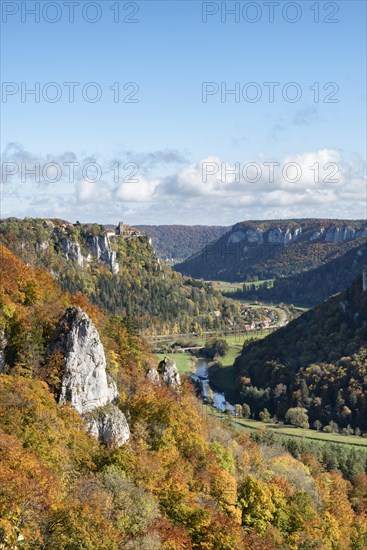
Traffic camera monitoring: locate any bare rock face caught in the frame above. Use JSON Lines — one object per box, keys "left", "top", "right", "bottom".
{"left": 146, "top": 358, "right": 181, "bottom": 389}
{"left": 158, "top": 357, "right": 181, "bottom": 389}
{"left": 146, "top": 368, "right": 161, "bottom": 384}
{"left": 49, "top": 307, "right": 129, "bottom": 446}
{"left": 226, "top": 223, "right": 367, "bottom": 247}
{"left": 86, "top": 235, "right": 119, "bottom": 274}
{"left": 61, "top": 238, "right": 87, "bottom": 267}
{"left": 228, "top": 228, "right": 263, "bottom": 245}
{"left": 84, "top": 404, "right": 130, "bottom": 447}
{"left": 55, "top": 308, "right": 118, "bottom": 414}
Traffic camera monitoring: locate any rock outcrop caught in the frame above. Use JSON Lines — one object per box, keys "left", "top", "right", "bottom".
{"left": 84, "top": 404, "right": 130, "bottom": 447}
{"left": 61, "top": 238, "right": 88, "bottom": 267}
{"left": 158, "top": 357, "right": 181, "bottom": 388}
{"left": 54, "top": 308, "right": 118, "bottom": 414}
{"left": 146, "top": 368, "right": 161, "bottom": 384}
{"left": 86, "top": 235, "right": 119, "bottom": 274}
{"left": 48, "top": 307, "right": 129, "bottom": 446}
{"left": 224, "top": 223, "right": 367, "bottom": 248}
{"left": 146, "top": 357, "right": 181, "bottom": 389}
{"left": 60, "top": 234, "right": 120, "bottom": 274}
{"left": 36, "top": 240, "right": 49, "bottom": 252}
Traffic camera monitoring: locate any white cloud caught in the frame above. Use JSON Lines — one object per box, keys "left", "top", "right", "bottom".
{"left": 116, "top": 175, "right": 159, "bottom": 202}
{"left": 76, "top": 179, "right": 112, "bottom": 202}
{"left": 1, "top": 144, "right": 365, "bottom": 224}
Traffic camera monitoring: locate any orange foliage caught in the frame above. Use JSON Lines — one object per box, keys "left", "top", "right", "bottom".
{"left": 0, "top": 429, "right": 59, "bottom": 547}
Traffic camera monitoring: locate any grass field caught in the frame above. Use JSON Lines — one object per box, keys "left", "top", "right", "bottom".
{"left": 221, "top": 332, "right": 264, "bottom": 365}
{"left": 205, "top": 407, "right": 367, "bottom": 448}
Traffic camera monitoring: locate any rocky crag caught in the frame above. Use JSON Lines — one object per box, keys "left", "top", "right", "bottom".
{"left": 48, "top": 307, "right": 130, "bottom": 447}
{"left": 146, "top": 356, "right": 181, "bottom": 389}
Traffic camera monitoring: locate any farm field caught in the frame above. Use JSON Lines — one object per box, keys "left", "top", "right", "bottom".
{"left": 206, "top": 407, "right": 367, "bottom": 448}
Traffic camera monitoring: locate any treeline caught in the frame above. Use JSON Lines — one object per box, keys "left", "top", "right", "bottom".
{"left": 234, "top": 275, "right": 367, "bottom": 432}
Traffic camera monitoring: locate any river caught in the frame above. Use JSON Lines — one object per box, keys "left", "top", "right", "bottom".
{"left": 191, "top": 358, "right": 235, "bottom": 414}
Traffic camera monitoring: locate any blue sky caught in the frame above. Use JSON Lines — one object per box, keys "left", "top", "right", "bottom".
{"left": 1, "top": 0, "right": 366, "bottom": 224}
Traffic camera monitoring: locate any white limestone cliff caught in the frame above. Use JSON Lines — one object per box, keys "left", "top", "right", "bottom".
{"left": 86, "top": 235, "right": 119, "bottom": 274}
{"left": 49, "top": 307, "right": 129, "bottom": 446}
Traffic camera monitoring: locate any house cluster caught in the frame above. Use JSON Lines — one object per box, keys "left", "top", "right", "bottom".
{"left": 241, "top": 305, "right": 278, "bottom": 331}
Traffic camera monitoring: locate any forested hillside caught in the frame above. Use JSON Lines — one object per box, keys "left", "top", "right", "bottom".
{"left": 1, "top": 244, "right": 366, "bottom": 548}
{"left": 136, "top": 224, "right": 230, "bottom": 262}
{"left": 231, "top": 240, "right": 367, "bottom": 307}
{"left": 175, "top": 219, "right": 367, "bottom": 282}
{"left": 0, "top": 218, "right": 240, "bottom": 334}
{"left": 234, "top": 273, "right": 367, "bottom": 431}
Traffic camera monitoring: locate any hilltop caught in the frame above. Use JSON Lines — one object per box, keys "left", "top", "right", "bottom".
{"left": 175, "top": 219, "right": 367, "bottom": 281}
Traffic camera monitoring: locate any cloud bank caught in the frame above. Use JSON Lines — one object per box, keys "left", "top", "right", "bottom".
{"left": 1, "top": 143, "right": 366, "bottom": 225}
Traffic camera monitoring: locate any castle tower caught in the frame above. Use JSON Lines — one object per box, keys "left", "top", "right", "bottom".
{"left": 115, "top": 222, "right": 124, "bottom": 236}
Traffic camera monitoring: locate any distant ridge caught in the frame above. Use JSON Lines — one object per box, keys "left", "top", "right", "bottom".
{"left": 175, "top": 218, "right": 367, "bottom": 281}
{"left": 136, "top": 224, "right": 230, "bottom": 262}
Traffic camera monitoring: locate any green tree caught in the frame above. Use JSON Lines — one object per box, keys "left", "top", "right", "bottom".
{"left": 204, "top": 338, "right": 229, "bottom": 359}
{"left": 242, "top": 403, "right": 251, "bottom": 419}
{"left": 285, "top": 408, "right": 310, "bottom": 429}
{"left": 259, "top": 408, "right": 271, "bottom": 422}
